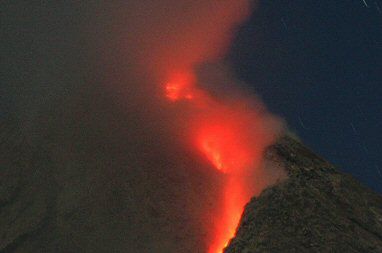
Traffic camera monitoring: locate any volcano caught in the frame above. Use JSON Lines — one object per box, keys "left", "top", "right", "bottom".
{"left": 1, "top": 117, "right": 382, "bottom": 253}
{"left": 2, "top": 0, "right": 382, "bottom": 252}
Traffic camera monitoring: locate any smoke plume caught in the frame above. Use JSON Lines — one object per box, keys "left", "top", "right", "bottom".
{"left": 2, "top": 1, "right": 285, "bottom": 252}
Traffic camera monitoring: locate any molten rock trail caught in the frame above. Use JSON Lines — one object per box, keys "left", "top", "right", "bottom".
{"left": 163, "top": 69, "right": 281, "bottom": 252}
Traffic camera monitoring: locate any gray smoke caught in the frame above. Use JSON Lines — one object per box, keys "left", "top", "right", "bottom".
{"left": 1, "top": 1, "right": 285, "bottom": 252}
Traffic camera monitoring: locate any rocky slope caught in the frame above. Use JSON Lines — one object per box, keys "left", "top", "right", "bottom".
{"left": 225, "top": 135, "right": 382, "bottom": 253}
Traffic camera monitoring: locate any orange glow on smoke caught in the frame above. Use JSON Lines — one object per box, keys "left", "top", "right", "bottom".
{"left": 165, "top": 71, "right": 196, "bottom": 101}
{"left": 163, "top": 70, "right": 263, "bottom": 253}
{"left": 197, "top": 122, "right": 252, "bottom": 174}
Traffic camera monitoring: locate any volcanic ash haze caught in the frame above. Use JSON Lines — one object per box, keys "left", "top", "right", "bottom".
{"left": 3, "top": 1, "right": 285, "bottom": 253}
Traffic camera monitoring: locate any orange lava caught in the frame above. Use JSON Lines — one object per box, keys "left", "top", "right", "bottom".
{"left": 207, "top": 177, "right": 247, "bottom": 253}
{"left": 197, "top": 120, "right": 253, "bottom": 253}
{"left": 196, "top": 115, "right": 255, "bottom": 253}
{"left": 163, "top": 70, "right": 262, "bottom": 253}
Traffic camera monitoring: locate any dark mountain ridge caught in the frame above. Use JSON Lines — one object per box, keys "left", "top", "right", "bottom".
{"left": 226, "top": 135, "right": 382, "bottom": 252}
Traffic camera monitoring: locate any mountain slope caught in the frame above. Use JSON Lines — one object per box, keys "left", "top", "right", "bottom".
{"left": 225, "top": 135, "right": 382, "bottom": 253}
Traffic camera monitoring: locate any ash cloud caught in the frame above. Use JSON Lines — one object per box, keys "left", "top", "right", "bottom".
{"left": 2, "top": 1, "right": 285, "bottom": 252}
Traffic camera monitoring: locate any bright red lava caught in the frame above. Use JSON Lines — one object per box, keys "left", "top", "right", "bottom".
{"left": 207, "top": 177, "right": 247, "bottom": 253}
{"left": 197, "top": 121, "right": 252, "bottom": 253}
{"left": 164, "top": 71, "right": 258, "bottom": 253}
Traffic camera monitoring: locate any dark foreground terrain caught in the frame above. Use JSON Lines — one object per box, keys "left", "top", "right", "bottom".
{"left": 1, "top": 116, "right": 382, "bottom": 253}
{"left": 226, "top": 135, "right": 382, "bottom": 253}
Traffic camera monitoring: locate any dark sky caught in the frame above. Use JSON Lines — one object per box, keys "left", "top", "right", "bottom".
{"left": 230, "top": 0, "right": 382, "bottom": 192}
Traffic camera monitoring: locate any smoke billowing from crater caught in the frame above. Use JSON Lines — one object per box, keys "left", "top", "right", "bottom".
{"left": 3, "top": 1, "right": 286, "bottom": 252}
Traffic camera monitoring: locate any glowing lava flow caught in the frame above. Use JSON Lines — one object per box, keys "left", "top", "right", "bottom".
{"left": 196, "top": 116, "right": 257, "bottom": 253}
{"left": 197, "top": 121, "right": 253, "bottom": 253}
{"left": 207, "top": 177, "right": 247, "bottom": 253}
{"left": 164, "top": 70, "right": 262, "bottom": 253}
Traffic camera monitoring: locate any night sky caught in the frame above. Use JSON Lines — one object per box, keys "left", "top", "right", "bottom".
{"left": 230, "top": 0, "right": 382, "bottom": 192}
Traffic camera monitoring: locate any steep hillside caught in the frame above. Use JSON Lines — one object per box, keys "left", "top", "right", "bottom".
{"left": 225, "top": 135, "right": 382, "bottom": 253}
